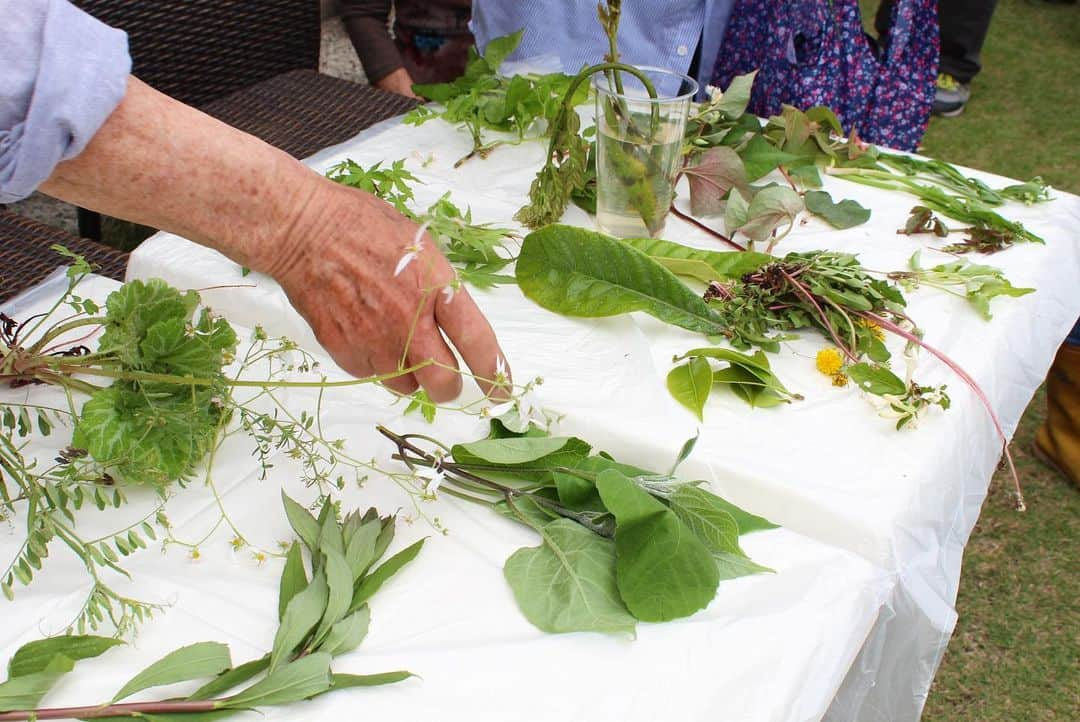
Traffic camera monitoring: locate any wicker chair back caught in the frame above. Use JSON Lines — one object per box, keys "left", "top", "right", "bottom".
{"left": 71, "top": 0, "right": 321, "bottom": 107}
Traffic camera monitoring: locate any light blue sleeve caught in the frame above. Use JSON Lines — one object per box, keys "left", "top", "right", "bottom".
{"left": 0, "top": 0, "right": 131, "bottom": 203}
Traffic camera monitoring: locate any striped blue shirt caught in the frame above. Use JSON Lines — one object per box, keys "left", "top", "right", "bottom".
{"left": 470, "top": 0, "right": 735, "bottom": 98}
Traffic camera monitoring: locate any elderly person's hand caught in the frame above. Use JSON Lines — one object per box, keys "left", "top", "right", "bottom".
{"left": 41, "top": 77, "right": 509, "bottom": 401}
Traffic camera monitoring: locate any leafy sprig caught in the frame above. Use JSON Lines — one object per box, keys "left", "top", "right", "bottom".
{"left": 0, "top": 494, "right": 418, "bottom": 720}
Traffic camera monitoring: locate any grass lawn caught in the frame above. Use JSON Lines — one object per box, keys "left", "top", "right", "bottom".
{"left": 862, "top": 1, "right": 1080, "bottom": 719}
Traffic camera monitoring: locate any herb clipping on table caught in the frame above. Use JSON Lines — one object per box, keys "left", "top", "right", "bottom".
{"left": 0, "top": 251, "right": 538, "bottom": 633}
{"left": 378, "top": 424, "right": 776, "bottom": 635}
{"left": 0, "top": 494, "right": 419, "bottom": 721}
{"left": 514, "top": 225, "right": 1030, "bottom": 509}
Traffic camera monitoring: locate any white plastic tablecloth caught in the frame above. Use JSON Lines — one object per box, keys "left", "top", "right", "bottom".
{"left": 121, "top": 113, "right": 1080, "bottom": 719}
{"left": 2, "top": 274, "right": 893, "bottom": 722}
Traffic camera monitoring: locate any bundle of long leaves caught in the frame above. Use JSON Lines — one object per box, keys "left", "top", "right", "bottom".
{"left": 0, "top": 494, "right": 418, "bottom": 720}
{"left": 380, "top": 426, "right": 775, "bottom": 635}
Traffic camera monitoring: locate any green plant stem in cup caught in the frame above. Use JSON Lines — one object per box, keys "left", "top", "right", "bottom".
{"left": 594, "top": 67, "right": 697, "bottom": 238}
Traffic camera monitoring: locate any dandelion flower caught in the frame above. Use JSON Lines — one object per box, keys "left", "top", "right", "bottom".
{"left": 816, "top": 347, "right": 844, "bottom": 377}
{"left": 858, "top": 318, "right": 886, "bottom": 342}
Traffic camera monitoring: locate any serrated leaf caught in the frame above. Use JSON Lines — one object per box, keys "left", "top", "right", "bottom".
{"left": 516, "top": 225, "right": 725, "bottom": 336}
{"left": 350, "top": 539, "right": 425, "bottom": 612}
{"left": 596, "top": 470, "right": 720, "bottom": 622}
{"left": 112, "top": 642, "right": 231, "bottom": 702}
{"left": 221, "top": 653, "right": 332, "bottom": 709}
{"left": 504, "top": 519, "right": 636, "bottom": 635}
{"left": 804, "top": 190, "right": 871, "bottom": 229}
{"left": 8, "top": 635, "right": 123, "bottom": 678}
{"left": 667, "top": 357, "right": 713, "bottom": 420}
{"left": 269, "top": 571, "right": 328, "bottom": 672}
{"left": 278, "top": 543, "right": 308, "bottom": 621}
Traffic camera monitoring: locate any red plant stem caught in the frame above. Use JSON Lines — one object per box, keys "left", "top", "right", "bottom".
{"left": 777, "top": 164, "right": 798, "bottom": 192}
{"left": 0, "top": 699, "right": 218, "bottom": 721}
{"left": 668, "top": 204, "right": 746, "bottom": 251}
{"left": 779, "top": 269, "right": 859, "bottom": 364}
{"left": 856, "top": 310, "right": 1025, "bottom": 511}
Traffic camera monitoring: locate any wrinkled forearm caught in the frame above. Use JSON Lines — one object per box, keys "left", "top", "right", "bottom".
{"left": 39, "top": 76, "right": 326, "bottom": 276}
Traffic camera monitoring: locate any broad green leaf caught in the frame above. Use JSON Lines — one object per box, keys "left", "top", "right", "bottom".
{"left": 596, "top": 470, "right": 720, "bottom": 622}
{"left": 678, "top": 346, "right": 797, "bottom": 408}
{"left": 281, "top": 493, "right": 320, "bottom": 553}
{"left": 504, "top": 519, "right": 636, "bottom": 635}
{"left": 724, "top": 188, "right": 750, "bottom": 234}
{"left": 714, "top": 70, "right": 757, "bottom": 119}
{"left": 452, "top": 437, "right": 592, "bottom": 484}
{"left": 618, "top": 237, "right": 770, "bottom": 283}
{"left": 482, "top": 28, "right": 523, "bottom": 70}
{"left": 269, "top": 571, "right": 328, "bottom": 672}
{"left": 553, "top": 455, "right": 651, "bottom": 514}
{"left": 94, "top": 711, "right": 237, "bottom": 722}
{"left": 516, "top": 225, "right": 726, "bottom": 336}
{"left": 452, "top": 437, "right": 580, "bottom": 466}
{"left": 350, "top": 539, "right": 425, "bottom": 612}
{"left": 316, "top": 504, "right": 344, "bottom": 557}
{"left": 804, "top": 190, "right": 871, "bottom": 229}
{"left": 714, "top": 551, "right": 773, "bottom": 582}
{"left": 667, "top": 357, "right": 713, "bottom": 420}
{"left": 8, "top": 635, "right": 122, "bottom": 678}
{"left": 683, "top": 146, "right": 750, "bottom": 216}
{"left": 96, "top": 279, "right": 200, "bottom": 367}
{"left": 848, "top": 363, "right": 907, "bottom": 397}
{"left": 320, "top": 606, "right": 371, "bottom": 657}
{"left": 668, "top": 485, "right": 742, "bottom": 556}
{"left": 738, "top": 185, "right": 804, "bottom": 242}
{"left": 313, "top": 547, "right": 353, "bottom": 645}
{"left": 0, "top": 655, "right": 74, "bottom": 712}
{"left": 495, "top": 494, "right": 562, "bottom": 529}
{"left": 221, "top": 653, "right": 332, "bottom": 709}
{"left": 112, "top": 642, "right": 231, "bottom": 702}
{"left": 278, "top": 543, "right": 308, "bottom": 621}
{"left": 680, "top": 486, "right": 778, "bottom": 536}
{"left": 739, "top": 134, "right": 800, "bottom": 181}
{"left": 189, "top": 656, "right": 270, "bottom": 701}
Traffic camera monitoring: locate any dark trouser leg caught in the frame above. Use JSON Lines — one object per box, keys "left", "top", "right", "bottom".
{"left": 938, "top": 0, "right": 999, "bottom": 83}
{"left": 874, "top": 0, "right": 998, "bottom": 83}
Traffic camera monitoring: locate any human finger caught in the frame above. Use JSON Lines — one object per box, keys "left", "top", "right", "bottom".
{"left": 434, "top": 286, "right": 511, "bottom": 399}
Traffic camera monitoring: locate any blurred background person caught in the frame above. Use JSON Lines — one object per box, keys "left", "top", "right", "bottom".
{"left": 341, "top": 0, "right": 473, "bottom": 98}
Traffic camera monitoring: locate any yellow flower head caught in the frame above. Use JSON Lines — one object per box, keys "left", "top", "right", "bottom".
{"left": 832, "top": 372, "right": 850, "bottom": 388}
{"left": 858, "top": 318, "right": 886, "bottom": 342}
{"left": 816, "top": 347, "right": 844, "bottom": 377}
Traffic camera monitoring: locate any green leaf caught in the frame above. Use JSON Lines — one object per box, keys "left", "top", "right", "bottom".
{"left": 724, "top": 188, "right": 750, "bottom": 233}
{"left": 714, "top": 551, "right": 773, "bottom": 582}
{"left": 678, "top": 346, "right": 798, "bottom": 408}
{"left": 269, "top": 571, "right": 328, "bottom": 672}
{"left": 848, "top": 363, "right": 908, "bottom": 397}
{"left": 8, "top": 635, "right": 122, "bottom": 678}
{"left": 737, "top": 185, "right": 804, "bottom": 242}
{"left": 617, "top": 237, "right": 770, "bottom": 283}
{"left": 739, "top": 134, "right": 800, "bottom": 181}
{"left": 714, "top": 70, "right": 757, "bottom": 119}
{"left": 516, "top": 225, "right": 725, "bottom": 336}
{"left": 112, "top": 642, "right": 231, "bottom": 702}
{"left": 667, "top": 486, "right": 743, "bottom": 556}
{"left": 503, "top": 519, "right": 636, "bottom": 635}
{"left": 189, "top": 656, "right": 270, "bottom": 701}
{"left": 804, "top": 190, "right": 871, "bottom": 229}
{"left": 683, "top": 146, "right": 750, "bottom": 217}
{"left": 281, "top": 493, "right": 320, "bottom": 553}
{"left": 328, "top": 671, "right": 414, "bottom": 689}
{"left": 343, "top": 520, "right": 380, "bottom": 582}
{"left": 221, "top": 653, "right": 332, "bottom": 709}
{"left": 350, "top": 539, "right": 425, "bottom": 612}
{"left": 667, "top": 357, "right": 713, "bottom": 420}
{"left": 0, "top": 655, "right": 74, "bottom": 712}
{"left": 94, "top": 711, "right": 237, "bottom": 722}
{"left": 482, "top": 29, "right": 523, "bottom": 70}
{"left": 319, "top": 606, "right": 371, "bottom": 657}
{"left": 596, "top": 470, "right": 720, "bottom": 622}
{"left": 278, "top": 543, "right": 308, "bottom": 621}
{"left": 452, "top": 437, "right": 581, "bottom": 466}
{"left": 671, "top": 433, "right": 700, "bottom": 474}
{"left": 451, "top": 437, "right": 592, "bottom": 484}
{"left": 403, "top": 389, "right": 437, "bottom": 423}
{"left": 313, "top": 547, "right": 353, "bottom": 645}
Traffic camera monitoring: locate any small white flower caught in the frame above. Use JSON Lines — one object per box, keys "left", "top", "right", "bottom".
{"left": 424, "top": 468, "right": 446, "bottom": 497}
{"left": 493, "top": 355, "right": 510, "bottom": 386}
{"left": 482, "top": 400, "right": 515, "bottom": 419}
{"left": 517, "top": 388, "right": 548, "bottom": 430}
{"left": 706, "top": 84, "right": 724, "bottom": 104}
{"left": 394, "top": 221, "right": 431, "bottom": 277}
{"left": 442, "top": 276, "right": 461, "bottom": 304}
